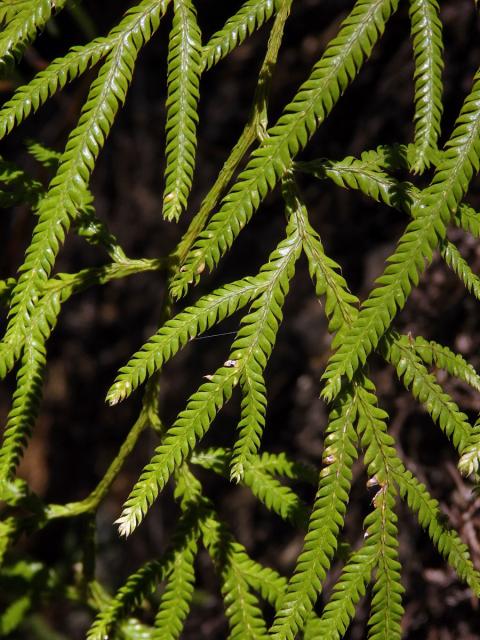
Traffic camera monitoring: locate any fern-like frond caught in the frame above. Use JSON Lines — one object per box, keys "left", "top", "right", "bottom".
{"left": 304, "top": 526, "right": 378, "bottom": 640}
{"left": 0, "top": 38, "right": 111, "bottom": 139}
{"left": 162, "top": 0, "right": 201, "bottom": 222}
{"left": 230, "top": 220, "right": 301, "bottom": 480}
{"left": 322, "top": 67, "right": 480, "bottom": 401}
{"left": 408, "top": 0, "right": 444, "bottom": 173}
{"left": 0, "top": 155, "right": 43, "bottom": 208}
{"left": 0, "top": 0, "right": 64, "bottom": 77}
{"left": 441, "top": 238, "right": 480, "bottom": 301}
{"left": 116, "top": 220, "right": 300, "bottom": 535}
{"left": 152, "top": 536, "right": 197, "bottom": 639}
{"left": 107, "top": 239, "right": 294, "bottom": 405}
{"left": 393, "top": 466, "right": 480, "bottom": 594}
{"left": 220, "top": 543, "right": 270, "bottom": 639}
{"left": 87, "top": 560, "right": 169, "bottom": 640}
{"left": 296, "top": 155, "right": 414, "bottom": 214}
{"left": 381, "top": 332, "right": 472, "bottom": 452}
{"left": 413, "top": 335, "right": 480, "bottom": 392}
{"left": 230, "top": 369, "right": 267, "bottom": 481}
{"left": 269, "top": 384, "right": 358, "bottom": 640}
{"left": 458, "top": 416, "right": 480, "bottom": 480}
{"left": 354, "top": 382, "right": 404, "bottom": 640}
{"left": 0, "top": 339, "right": 45, "bottom": 482}
{"left": 243, "top": 462, "right": 309, "bottom": 526}
{"left": 115, "top": 367, "right": 239, "bottom": 537}
{"left": 0, "top": 0, "right": 168, "bottom": 379}
{"left": 454, "top": 203, "right": 480, "bottom": 238}
{"left": 25, "top": 139, "right": 61, "bottom": 170}
{"left": 366, "top": 487, "right": 403, "bottom": 640}
{"left": 292, "top": 189, "right": 359, "bottom": 333}
{"left": 170, "top": 0, "right": 400, "bottom": 300}
{"left": 202, "top": 0, "right": 278, "bottom": 71}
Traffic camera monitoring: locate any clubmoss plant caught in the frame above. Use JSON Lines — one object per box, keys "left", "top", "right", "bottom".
{"left": 0, "top": 0, "right": 480, "bottom": 638}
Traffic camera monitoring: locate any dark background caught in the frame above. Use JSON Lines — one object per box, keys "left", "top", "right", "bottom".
{"left": 1, "top": 1, "right": 480, "bottom": 637}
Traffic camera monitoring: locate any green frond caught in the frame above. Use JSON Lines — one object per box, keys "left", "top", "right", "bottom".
{"left": 304, "top": 537, "right": 377, "bottom": 640}
{"left": 454, "top": 203, "right": 480, "bottom": 238}
{"left": 408, "top": 0, "right": 444, "bottom": 173}
{"left": 293, "top": 192, "right": 359, "bottom": 333}
{"left": 441, "top": 238, "right": 480, "bottom": 301}
{"left": 229, "top": 220, "right": 301, "bottom": 480}
{"left": 162, "top": 0, "right": 202, "bottom": 222}
{"left": 242, "top": 462, "right": 309, "bottom": 526}
{"left": 381, "top": 332, "right": 472, "bottom": 452}
{"left": 0, "top": 38, "right": 111, "bottom": 139}
{"left": 0, "top": 517, "right": 19, "bottom": 566}
{"left": 202, "top": 0, "right": 278, "bottom": 71}
{"left": 230, "top": 369, "right": 267, "bottom": 481}
{"left": 108, "top": 216, "right": 304, "bottom": 405}
{"left": 87, "top": 560, "right": 168, "bottom": 640}
{"left": 297, "top": 155, "right": 415, "bottom": 214}
{"left": 25, "top": 139, "right": 61, "bottom": 170}
{"left": 0, "top": 155, "right": 43, "bottom": 208}
{"left": 240, "top": 557, "right": 287, "bottom": 608}
{"left": 269, "top": 384, "right": 358, "bottom": 640}
{"left": 0, "top": 0, "right": 64, "bottom": 77}
{"left": 458, "top": 416, "right": 480, "bottom": 480}
{"left": 170, "top": 0, "right": 400, "bottom": 300}
{"left": 121, "top": 618, "right": 156, "bottom": 639}
{"left": 152, "top": 536, "right": 197, "bottom": 639}
{"left": 250, "top": 450, "right": 318, "bottom": 485}
{"left": 219, "top": 543, "right": 269, "bottom": 639}
{"left": 413, "top": 335, "right": 480, "bottom": 392}
{"left": 366, "top": 487, "right": 403, "bottom": 640}
{"left": 322, "top": 67, "right": 480, "bottom": 401}
{"left": 191, "top": 447, "right": 318, "bottom": 486}
{"left": 393, "top": 466, "right": 480, "bottom": 595}
{"left": 117, "top": 220, "right": 300, "bottom": 535}
{"left": 116, "top": 366, "right": 239, "bottom": 537}
{"left": 0, "top": 339, "right": 45, "bottom": 482}
{"left": 0, "top": 0, "right": 168, "bottom": 379}
{"left": 107, "top": 275, "right": 267, "bottom": 405}
{"left": 354, "top": 380, "right": 404, "bottom": 640}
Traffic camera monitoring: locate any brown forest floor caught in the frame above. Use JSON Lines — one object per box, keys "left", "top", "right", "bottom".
{"left": 1, "top": 1, "right": 480, "bottom": 638}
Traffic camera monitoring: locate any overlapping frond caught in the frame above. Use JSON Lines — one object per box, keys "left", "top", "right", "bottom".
{"left": 381, "top": 332, "right": 472, "bottom": 452}
{"left": 87, "top": 560, "right": 168, "bottom": 640}
{"left": 305, "top": 538, "right": 376, "bottom": 640}
{"left": 393, "top": 466, "right": 480, "bottom": 594}
{"left": 0, "top": 0, "right": 64, "bottom": 77}
{"left": 162, "top": 0, "right": 202, "bottom": 222}
{"left": 0, "top": 339, "right": 45, "bottom": 482}
{"left": 229, "top": 220, "right": 301, "bottom": 479}
{"left": 202, "top": 0, "right": 278, "bottom": 71}
{"left": 413, "top": 335, "right": 480, "bottom": 392}
{"left": 152, "top": 536, "right": 197, "bottom": 639}
{"left": 441, "top": 239, "right": 480, "bottom": 301}
{"left": 458, "top": 415, "right": 480, "bottom": 480}
{"left": 116, "top": 221, "right": 300, "bottom": 536}
{"left": 270, "top": 384, "right": 358, "bottom": 639}
{"left": 0, "top": 155, "right": 43, "bottom": 208}
{"left": 0, "top": 0, "right": 169, "bottom": 379}
{"left": 171, "top": 0, "right": 400, "bottom": 300}
{"left": 408, "top": 0, "right": 444, "bottom": 172}
{"left": 355, "top": 383, "right": 404, "bottom": 640}
{"left": 108, "top": 218, "right": 300, "bottom": 405}
{"left": 322, "top": 67, "right": 480, "bottom": 401}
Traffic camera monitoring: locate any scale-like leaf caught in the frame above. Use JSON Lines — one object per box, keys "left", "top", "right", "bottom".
{"left": 162, "top": 0, "right": 202, "bottom": 222}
